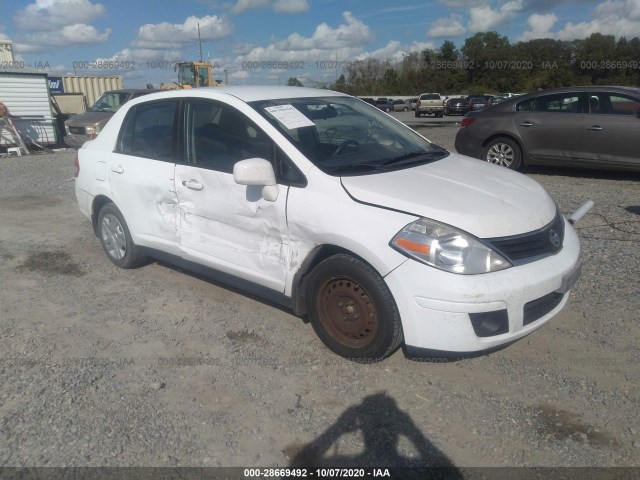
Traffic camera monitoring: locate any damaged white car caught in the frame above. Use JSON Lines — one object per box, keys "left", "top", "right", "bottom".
{"left": 75, "top": 86, "right": 592, "bottom": 361}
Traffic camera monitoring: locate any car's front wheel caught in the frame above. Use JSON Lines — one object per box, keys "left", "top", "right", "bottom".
{"left": 483, "top": 137, "right": 522, "bottom": 170}
{"left": 97, "top": 203, "right": 147, "bottom": 268}
{"left": 306, "top": 254, "right": 404, "bottom": 361}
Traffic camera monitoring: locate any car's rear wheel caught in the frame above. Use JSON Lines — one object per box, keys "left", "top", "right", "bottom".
{"left": 483, "top": 137, "right": 522, "bottom": 170}
{"left": 97, "top": 203, "right": 146, "bottom": 269}
{"left": 306, "top": 254, "right": 403, "bottom": 361}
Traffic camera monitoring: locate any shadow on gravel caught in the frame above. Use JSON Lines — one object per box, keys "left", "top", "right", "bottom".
{"left": 522, "top": 165, "right": 640, "bottom": 181}
{"left": 625, "top": 206, "right": 640, "bottom": 216}
{"left": 285, "top": 392, "right": 463, "bottom": 478}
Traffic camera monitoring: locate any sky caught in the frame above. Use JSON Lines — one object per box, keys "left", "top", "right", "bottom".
{"left": 1, "top": 0, "right": 640, "bottom": 88}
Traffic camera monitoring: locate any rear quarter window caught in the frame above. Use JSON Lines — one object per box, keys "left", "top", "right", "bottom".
{"left": 116, "top": 100, "right": 178, "bottom": 161}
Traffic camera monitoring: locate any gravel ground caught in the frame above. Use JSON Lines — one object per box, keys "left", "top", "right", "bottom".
{"left": 0, "top": 131, "right": 639, "bottom": 470}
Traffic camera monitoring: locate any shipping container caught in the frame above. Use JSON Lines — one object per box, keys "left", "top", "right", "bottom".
{"left": 60, "top": 75, "right": 123, "bottom": 107}
{"left": 0, "top": 67, "right": 57, "bottom": 148}
{"left": 0, "top": 41, "right": 14, "bottom": 64}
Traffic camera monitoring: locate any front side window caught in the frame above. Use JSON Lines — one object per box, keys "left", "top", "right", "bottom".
{"left": 116, "top": 100, "right": 177, "bottom": 161}
{"left": 249, "top": 96, "right": 448, "bottom": 176}
{"left": 184, "top": 100, "right": 272, "bottom": 173}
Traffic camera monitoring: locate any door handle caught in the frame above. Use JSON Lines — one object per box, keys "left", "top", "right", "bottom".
{"left": 182, "top": 179, "right": 203, "bottom": 191}
{"left": 111, "top": 165, "right": 124, "bottom": 174}
{"left": 587, "top": 125, "right": 603, "bottom": 131}
{"left": 519, "top": 121, "right": 533, "bottom": 127}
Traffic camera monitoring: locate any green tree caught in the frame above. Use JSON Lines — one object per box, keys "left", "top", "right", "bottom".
{"left": 286, "top": 77, "right": 303, "bottom": 87}
{"left": 439, "top": 40, "right": 459, "bottom": 62}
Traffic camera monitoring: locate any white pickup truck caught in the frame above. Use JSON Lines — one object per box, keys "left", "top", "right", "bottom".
{"left": 415, "top": 92, "right": 444, "bottom": 118}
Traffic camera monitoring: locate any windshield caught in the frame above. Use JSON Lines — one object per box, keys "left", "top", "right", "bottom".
{"left": 89, "top": 92, "right": 129, "bottom": 113}
{"left": 249, "top": 96, "right": 448, "bottom": 176}
{"left": 178, "top": 64, "right": 196, "bottom": 87}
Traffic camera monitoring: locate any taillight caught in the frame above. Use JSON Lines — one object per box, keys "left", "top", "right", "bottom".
{"left": 73, "top": 152, "right": 80, "bottom": 177}
{"left": 460, "top": 117, "right": 476, "bottom": 128}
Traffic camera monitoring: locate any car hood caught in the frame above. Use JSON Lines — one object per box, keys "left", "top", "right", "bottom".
{"left": 340, "top": 153, "right": 557, "bottom": 238}
{"left": 65, "top": 111, "right": 113, "bottom": 128}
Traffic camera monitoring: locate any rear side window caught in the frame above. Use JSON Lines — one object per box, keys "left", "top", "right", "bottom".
{"left": 588, "top": 93, "right": 640, "bottom": 115}
{"left": 516, "top": 94, "right": 581, "bottom": 113}
{"left": 116, "top": 100, "right": 178, "bottom": 161}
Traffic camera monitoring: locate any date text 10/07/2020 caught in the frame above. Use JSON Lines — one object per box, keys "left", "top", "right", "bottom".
{"left": 243, "top": 468, "right": 392, "bottom": 478}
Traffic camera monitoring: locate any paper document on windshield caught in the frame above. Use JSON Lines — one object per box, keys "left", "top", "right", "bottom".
{"left": 265, "top": 104, "right": 315, "bottom": 129}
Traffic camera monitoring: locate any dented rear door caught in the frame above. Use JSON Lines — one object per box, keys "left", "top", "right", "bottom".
{"left": 108, "top": 99, "right": 180, "bottom": 255}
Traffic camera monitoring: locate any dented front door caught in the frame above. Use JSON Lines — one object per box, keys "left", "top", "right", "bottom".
{"left": 175, "top": 165, "right": 288, "bottom": 292}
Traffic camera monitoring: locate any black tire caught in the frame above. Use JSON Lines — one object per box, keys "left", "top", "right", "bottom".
{"left": 482, "top": 136, "right": 522, "bottom": 170}
{"left": 403, "top": 107, "right": 408, "bottom": 112}
{"left": 306, "top": 254, "right": 404, "bottom": 362}
{"left": 97, "top": 203, "right": 147, "bottom": 269}
{"left": 414, "top": 111, "right": 420, "bottom": 118}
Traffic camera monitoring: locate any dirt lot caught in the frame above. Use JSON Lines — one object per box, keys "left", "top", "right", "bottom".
{"left": 1, "top": 127, "right": 639, "bottom": 471}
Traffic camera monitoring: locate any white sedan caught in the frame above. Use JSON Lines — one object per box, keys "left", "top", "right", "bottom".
{"left": 75, "top": 86, "right": 590, "bottom": 361}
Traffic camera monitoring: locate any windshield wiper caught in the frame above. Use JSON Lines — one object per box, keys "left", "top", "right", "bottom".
{"left": 328, "top": 150, "right": 449, "bottom": 174}
{"left": 379, "top": 150, "right": 449, "bottom": 167}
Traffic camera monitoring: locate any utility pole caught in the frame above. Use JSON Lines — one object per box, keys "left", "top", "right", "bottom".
{"left": 198, "top": 23, "right": 203, "bottom": 62}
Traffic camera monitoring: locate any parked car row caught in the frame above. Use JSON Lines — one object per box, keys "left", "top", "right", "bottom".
{"left": 359, "top": 94, "right": 511, "bottom": 117}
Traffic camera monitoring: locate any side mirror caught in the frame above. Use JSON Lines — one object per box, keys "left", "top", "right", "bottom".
{"left": 233, "top": 158, "right": 279, "bottom": 202}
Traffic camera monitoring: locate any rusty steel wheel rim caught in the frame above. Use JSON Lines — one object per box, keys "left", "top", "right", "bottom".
{"left": 317, "top": 277, "right": 378, "bottom": 348}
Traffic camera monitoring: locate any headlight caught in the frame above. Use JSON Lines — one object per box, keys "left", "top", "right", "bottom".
{"left": 391, "top": 218, "right": 512, "bottom": 274}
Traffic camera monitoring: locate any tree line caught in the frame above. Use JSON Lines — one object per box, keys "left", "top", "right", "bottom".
{"left": 290, "top": 32, "right": 640, "bottom": 95}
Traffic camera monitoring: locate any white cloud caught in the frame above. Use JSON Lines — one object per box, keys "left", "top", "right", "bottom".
{"left": 14, "top": 24, "right": 111, "bottom": 53}
{"left": 521, "top": 0, "right": 640, "bottom": 40}
{"left": 98, "top": 48, "right": 182, "bottom": 64}
{"left": 273, "top": 0, "right": 309, "bottom": 13}
{"left": 439, "top": 0, "right": 487, "bottom": 6}
{"left": 14, "top": 0, "right": 105, "bottom": 31}
{"left": 517, "top": 12, "right": 558, "bottom": 41}
{"left": 427, "top": 15, "right": 466, "bottom": 38}
{"left": 275, "top": 11, "right": 372, "bottom": 51}
{"left": 229, "top": 70, "right": 250, "bottom": 80}
{"left": 558, "top": 0, "right": 640, "bottom": 38}
{"left": 228, "top": 0, "right": 309, "bottom": 14}
{"left": 232, "top": 0, "right": 269, "bottom": 14}
{"left": 468, "top": 0, "right": 524, "bottom": 32}
{"left": 356, "top": 40, "right": 436, "bottom": 62}
{"left": 133, "top": 15, "right": 232, "bottom": 49}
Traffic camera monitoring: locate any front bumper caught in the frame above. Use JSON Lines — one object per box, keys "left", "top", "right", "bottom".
{"left": 385, "top": 219, "right": 581, "bottom": 354}
{"left": 64, "top": 133, "right": 92, "bottom": 149}
{"left": 454, "top": 132, "right": 483, "bottom": 159}
{"left": 417, "top": 107, "right": 443, "bottom": 114}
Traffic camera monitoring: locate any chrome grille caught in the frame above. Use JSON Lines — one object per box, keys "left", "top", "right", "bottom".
{"left": 484, "top": 211, "right": 565, "bottom": 263}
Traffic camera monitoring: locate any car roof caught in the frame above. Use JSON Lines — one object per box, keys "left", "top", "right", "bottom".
{"left": 125, "top": 86, "right": 346, "bottom": 104}
{"left": 103, "top": 89, "right": 160, "bottom": 94}
{"left": 511, "top": 85, "right": 640, "bottom": 101}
